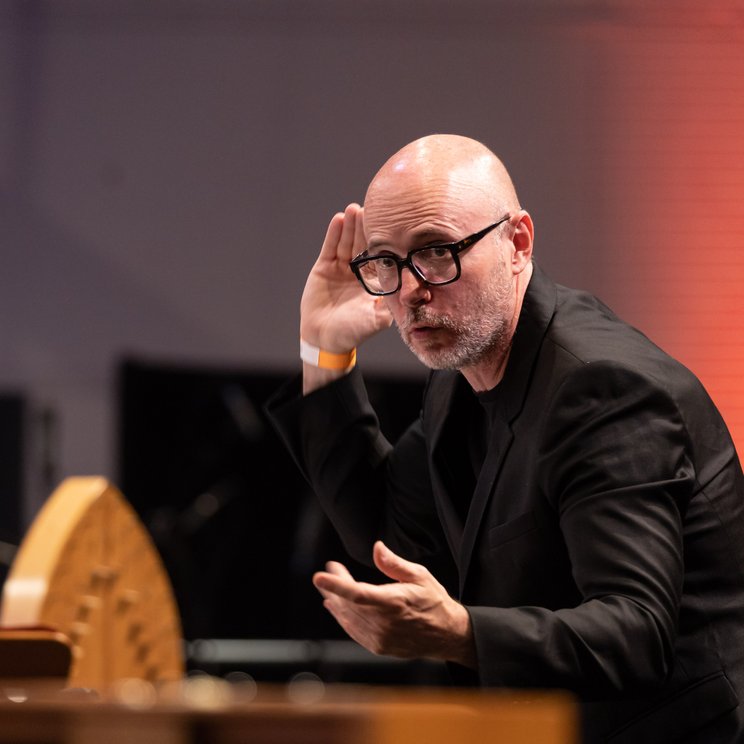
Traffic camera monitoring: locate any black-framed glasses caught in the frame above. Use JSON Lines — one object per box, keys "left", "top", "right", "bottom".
{"left": 349, "top": 214, "right": 511, "bottom": 296}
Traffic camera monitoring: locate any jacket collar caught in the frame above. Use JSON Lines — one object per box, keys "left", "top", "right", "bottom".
{"left": 495, "top": 261, "right": 558, "bottom": 422}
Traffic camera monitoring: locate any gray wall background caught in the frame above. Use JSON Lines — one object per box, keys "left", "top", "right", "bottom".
{"left": 1, "top": 0, "right": 738, "bottom": 521}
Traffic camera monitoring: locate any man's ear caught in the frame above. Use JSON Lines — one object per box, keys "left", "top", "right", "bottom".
{"left": 511, "top": 210, "right": 534, "bottom": 273}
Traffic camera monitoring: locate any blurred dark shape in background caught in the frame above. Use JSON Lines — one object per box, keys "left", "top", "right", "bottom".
{"left": 0, "top": 395, "right": 25, "bottom": 588}
{"left": 118, "top": 359, "right": 426, "bottom": 644}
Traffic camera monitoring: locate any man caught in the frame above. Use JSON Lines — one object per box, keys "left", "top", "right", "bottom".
{"left": 267, "top": 134, "right": 744, "bottom": 742}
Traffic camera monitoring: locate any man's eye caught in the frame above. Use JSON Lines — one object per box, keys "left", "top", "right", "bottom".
{"left": 377, "top": 257, "right": 397, "bottom": 270}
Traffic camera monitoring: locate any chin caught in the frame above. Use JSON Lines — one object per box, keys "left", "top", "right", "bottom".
{"left": 401, "top": 331, "right": 456, "bottom": 368}
{"left": 410, "top": 346, "right": 457, "bottom": 370}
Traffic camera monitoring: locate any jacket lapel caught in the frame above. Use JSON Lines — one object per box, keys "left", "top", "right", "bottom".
{"left": 422, "top": 371, "right": 466, "bottom": 561}
{"left": 457, "top": 415, "right": 513, "bottom": 596}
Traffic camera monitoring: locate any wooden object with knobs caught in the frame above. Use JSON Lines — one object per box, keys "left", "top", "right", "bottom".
{"left": 0, "top": 477, "right": 184, "bottom": 691}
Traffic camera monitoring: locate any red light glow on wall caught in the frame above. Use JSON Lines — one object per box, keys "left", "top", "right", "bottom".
{"left": 585, "top": 9, "right": 744, "bottom": 456}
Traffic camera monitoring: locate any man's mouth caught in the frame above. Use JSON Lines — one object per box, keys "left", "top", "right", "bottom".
{"left": 407, "top": 322, "right": 448, "bottom": 340}
{"left": 403, "top": 310, "right": 455, "bottom": 342}
{"left": 408, "top": 310, "right": 441, "bottom": 329}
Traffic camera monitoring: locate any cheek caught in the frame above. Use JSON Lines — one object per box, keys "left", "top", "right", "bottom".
{"left": 383, "top": 296, "right": 405, "bottom": 323}
{"left": 440, "top": 280, "right": 475, "bottom": 310}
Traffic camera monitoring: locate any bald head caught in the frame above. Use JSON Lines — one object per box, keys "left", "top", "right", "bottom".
{"left": 364, "top": 134, "right": 520, "bottom": 226}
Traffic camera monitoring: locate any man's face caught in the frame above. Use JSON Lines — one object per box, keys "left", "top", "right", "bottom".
{"left": 363, "top": 172, "right": 517, "bottom": 372}
{"left": 392, "top": 253, "right": 514, "bottom": 371}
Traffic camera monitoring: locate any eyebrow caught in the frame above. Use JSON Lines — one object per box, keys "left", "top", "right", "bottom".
{"left": 367, "top": 228, "right": 456, "bottom": 253}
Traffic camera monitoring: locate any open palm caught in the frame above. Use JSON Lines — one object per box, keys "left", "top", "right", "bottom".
{"left": 300, "top": 203, "right": 392, "bottom": 353}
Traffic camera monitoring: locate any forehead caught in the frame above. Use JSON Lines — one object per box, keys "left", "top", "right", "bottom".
{"left": 364, "top": 170, "right": 491, "bottom": 250}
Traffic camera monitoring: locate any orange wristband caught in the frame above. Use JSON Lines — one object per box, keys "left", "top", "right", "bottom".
{"left": 300, "top": 339, "right": 357, "bottom": 370}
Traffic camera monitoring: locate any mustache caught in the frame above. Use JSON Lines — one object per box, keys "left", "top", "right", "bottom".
{"left": 402, "top": 307, "right": 457, "bottom": 331}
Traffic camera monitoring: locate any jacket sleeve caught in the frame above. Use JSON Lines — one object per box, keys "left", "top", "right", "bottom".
{"left": 265, "top": 368, "right": 453, "bottom": 576}
{"left": 469, "top": 362, "right": 693, "bottom": 696}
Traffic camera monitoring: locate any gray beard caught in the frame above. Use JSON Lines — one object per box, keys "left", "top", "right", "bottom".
{"left": 397, "top": 271, "right": 514, "bottom": 371}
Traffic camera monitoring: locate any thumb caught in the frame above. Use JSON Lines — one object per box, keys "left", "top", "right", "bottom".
{"left": 373, "top": 541, "right": 423, "bottom": 584}
{"left": 372, "top": 296, "right": 394, "bottom": 331}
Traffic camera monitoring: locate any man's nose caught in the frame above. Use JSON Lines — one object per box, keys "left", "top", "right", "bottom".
{"left": 399, "top": 266, "right": 430, "bottom": 306}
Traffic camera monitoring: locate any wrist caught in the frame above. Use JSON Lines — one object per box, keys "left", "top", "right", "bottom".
{"left": 300, "top": 339, "right": 357, "bottom": 371}
{"left": 300, "top": 338, "right": 357, "bottom": 396}
{"left": 302, "top": 363, "right": 350, "bottom": 395}
{"left": 445, "top": 604, "right": 477, "bottom": 669}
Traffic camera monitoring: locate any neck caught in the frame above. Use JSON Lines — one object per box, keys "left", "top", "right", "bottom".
{"left": 460, "top": 344, "right": 512, "bottom": 392}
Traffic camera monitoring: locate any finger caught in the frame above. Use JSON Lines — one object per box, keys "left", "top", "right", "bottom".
{"left": 312, "top": 570, "right": 352, "bottom": 604}
{"left": 373, "top": 295, "right": 394, "bottom": 331}
{"left": 312, "top": 569, "right": 354, "bottom": 597}
{"left": 314, "top": 561, "right": 356, "bottom": 596}
{"left": 314, "top": 577, "right": 334, "bottom": 600}
{"left": 312, "top": 570, "right": 379, "bottom": 605}
{"left": 352, "top": 205, "right": 367, "bottom": 257}
{"left": 325, "top": 560, "right": 355, "bottom": 580}
{"left": 317, "top": 211, "right": 346, "bottom": 260}
{"left": 335, "top": 203, "right": 362, "bottom": 262}
{"left": 373, "top": 541, "right": 426, "bottom": 584}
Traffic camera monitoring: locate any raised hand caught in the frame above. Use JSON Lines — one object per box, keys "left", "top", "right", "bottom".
{"left": 312, "top": 541, "right": 475, "bottom": 667}
{"left": 300, "top": 204, "right": 392, "bottom": 391}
